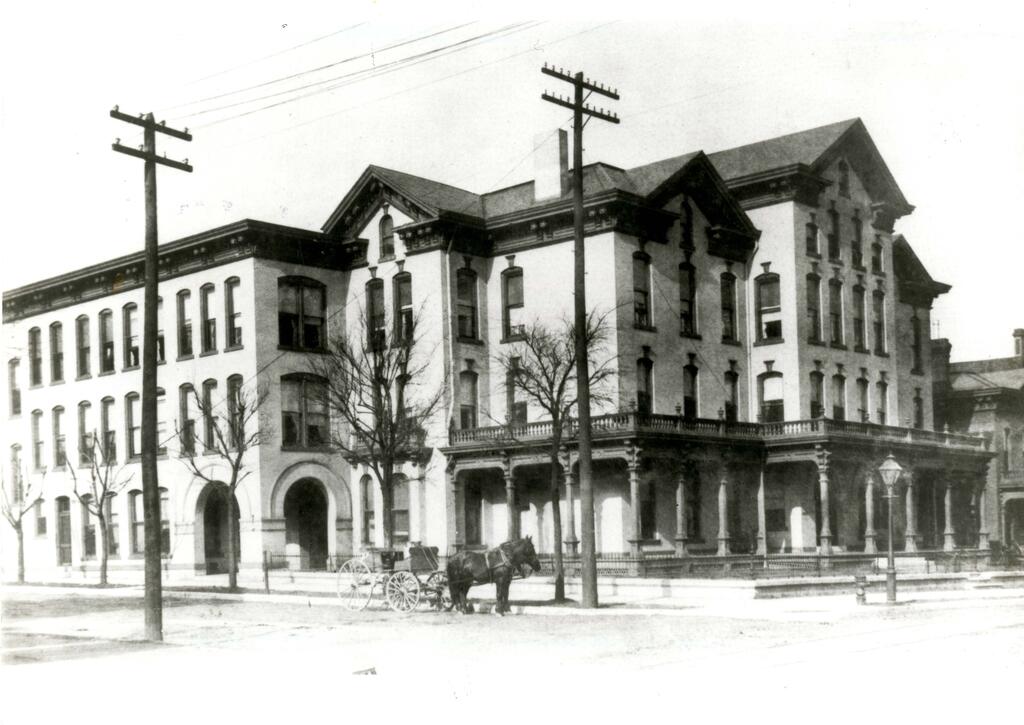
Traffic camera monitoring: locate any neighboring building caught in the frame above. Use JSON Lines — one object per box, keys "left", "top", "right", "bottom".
{"left": 933, "top": 330, "right": 1024, "bottom": 548}
{"left": 1, "top": 118, "right": 993, "bottom": 581}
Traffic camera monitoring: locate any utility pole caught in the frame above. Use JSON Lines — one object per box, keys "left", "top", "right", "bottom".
{"left": 541, "top": 65, "right": 619, "bottom": 608}
{"left": 110, "top": 108, "right": 192, "bottom": 641}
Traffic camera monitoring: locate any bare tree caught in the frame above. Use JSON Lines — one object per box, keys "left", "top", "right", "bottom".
{"left": 310, "top": 302, "right": 444, "bottom": 551}
{"left": 177, "top": 378, "right": 269, "bottom": 591}
{"left": 1, "top": 464, "right": 44, "bottom": 584}
{"left": 495, "top": 310, "right": 613, "bottom": 601}
{"left": 67, "top": 434, "right": 134, "bottom": 586}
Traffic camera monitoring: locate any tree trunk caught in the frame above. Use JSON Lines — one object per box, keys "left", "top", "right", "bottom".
{"left": 16, "top": 522, "right": 25, "bottom": 584}
{"left": 227, "top": 486, "right": 238, "bottom": 591}
{"left": 380, "top": 464, "right": 394, "bottom": 552}
{"left": 549, "top": 427, "right": 565, "bottom": 602}
{"left": 98, "top": 510, "right": 109, "bottom": 587}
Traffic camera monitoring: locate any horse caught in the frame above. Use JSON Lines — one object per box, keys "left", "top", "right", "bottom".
{"left": 446, "top": 536, "right": 542, "bottom": 615}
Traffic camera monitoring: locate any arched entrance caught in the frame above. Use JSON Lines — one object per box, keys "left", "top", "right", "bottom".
{"left": 284, "top": 478, "right": 329, "bottom": 570}
{"left": 202, "top": 485, "right": 240, "bottom": 575}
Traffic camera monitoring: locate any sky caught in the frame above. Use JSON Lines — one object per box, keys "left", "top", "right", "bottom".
{"left": 2, "top": 0, "right": 1021, "bottom": 362}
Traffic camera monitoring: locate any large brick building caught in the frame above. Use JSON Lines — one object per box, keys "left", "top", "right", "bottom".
{"left": 1, "top": 118, "right": 993, "bottom": 581}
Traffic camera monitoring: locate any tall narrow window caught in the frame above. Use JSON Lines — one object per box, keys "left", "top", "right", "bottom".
{"left": 105, "top": 494, "right": 119, "bottom": 557}
{"left": 122, "top": 303, "right": 139, "bottom": 368}
{"left": 876, "top": 380, "right": 888, "bottom": 425}
{"left": 28, "top": 327, "right": 42, "bottom": 385}
{"left": 280, "top": 374, "right": 328, "bottom": 448}
{"left": 126, "top": 393, "right": 141, "bottom": 458}
{"left": 100, "top": 397, "right": 116, "bottom": 461}
{"left": 156, "top": 297, "right": 165, "bottom": 363}
{"left": 179, "top": 384, "right": 196, "bottom": 456}
{"left": 872, "top": 290, "right": 886, "bottom": 354}
{"left": 76, "top": 315, "right": 90, "bottom": 377}
{"left": 871, "top": 237, "right": 883, "bottom": 274}
{"left": 8, "top": 359, "right": 20, "bottom": 416}
{"left": 50, "top": 322, "right": 64, "bottom": 382}
{"left": 680, "top": 198, "right": 694, "bottom": 248}
{"left": 10, "top": 445, "right": 22, "bottom": 502}
{"left": 911, "top": 313, "right": 923, "bottom": 372}
{"left": 805, "top": 214, "right": 819, "bottom": 256}
{"left": 202, "top": 379, "right": 217, "bottom": 450}
{"left": 759, "top": 373, "right": 784, "bottom": 423}
{"left": 678, "top": 262, "right": 696, "bottom": 335}
{"left": 200, "top": 284, "right": 216, "bottom": 354}
{"left": 177, "top": 290, "right": 193, "bottom": 358}
{"left": 392, "top": 475, "right": 409, "bottom": 544}
{"left": 224, "top": 277, "right": 242, "bottom": 348}
{"left": 857, "top": 376, "right": 869, "bottom": 422}
{"left": 366, "top": 279, "right": 386, "bottom": 350}
{"left": 913, "top": 388, "right": 924, "bottom": 429}
{"left": 277, "top": 277, "right": 326, "bottom": 351}
{"left": 394, "top": 273, "right": 414, "bottom": 344}
{"left": 31, "top": 409, "right": 43, "bottom": 469}
{"left": 130, "top": 490, "right": 144, "bottom": 555}
{"left": 724, "top": 371, "right": 738, "bottom": 423}
{"left": 458, "top": 369, "right": 478, "bottom": 428}
{"left": 226, "top": 375, "right": 243, "bottom": 448}
{"left": 827, "top": 207, "right": 841, "bottom": 261}
{"left": 81, "top": 495, "right": 96, "bottom": 559}
{"left": 810, "top": 372, "right": 825, "bottom": 419}
{"left": 720, "top": 273, "right": 736, "bottom": 342}
{"left": 838, "top": 160, "right": 850, "bottom": 197}
{"left": 756, "top": 274, "right": 782, "bottom": 342}
{"left": 636, "top": 353, "right": 653, "bottom": 415}
{"left": 52, "top": 406, "right": 66, "bottom": 467}
{"left": 828, "top": 280, "right": 844, "bottom": 345}
{"left": 851, "top": 212, "right": 864, "bottom": 268}
{"left": 633, "top": 253, "right": 652, "bottom": 328}
{"left": 78, "top": 401, "right": 93, "bottom": 465}
{"left": 455, "top": 268, "right": 478, "bottom": 340}
{"left": 35, "top": 497, "right": 47, "bottom": 536}
{"left": 361, "top": 476, "right": 375, "bottom": 545}
{"left": 156, "top": 388, "right": 167, "bottom": 456}
{"left": 852, "top": 286, "right": 866, "bottom": 350}
{"left": 831, "top": 374, "right": 846, "bottom": 421}
{"left": 379, "top": 214, "right": 395, "bottom": 259}
{"left": 160, "top": 487, "right": 170, "bottom": 555}
{"left": 502, "top": 268, "right": 524, "bottom": 340}
{"left": 806, "top": 274, "right": 822, "bottom": 343}
{"left": 640, "top": 479, "right": 656, "bottom": 541}
{"left": 682, "top": 363, "right": 698, "bottom": 420}
{"left": 506, "top": 358, "right": 527, "bottom": 426}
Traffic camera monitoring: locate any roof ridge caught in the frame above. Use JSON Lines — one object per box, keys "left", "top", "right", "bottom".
{"left": 368, "top": 164, "right": 480, "bottom": 198}
{"left": 709, "top": 118, "right": 861, "bottom": 157}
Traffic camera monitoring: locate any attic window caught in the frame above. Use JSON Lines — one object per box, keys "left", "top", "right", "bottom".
{"left": 838, "top": 160, "right": 850, "bottom": 197}
{"left": 380, "top": 214, "right": 395, "bottom": 259}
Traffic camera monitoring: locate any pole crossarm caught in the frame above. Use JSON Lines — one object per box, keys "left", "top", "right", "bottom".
{"left": 111, "top": 143, "right": 193, "bottom": 172}
{"left": 110, "top": 107, "right": 192, "bottom": 141}
{"left": 540, "top": 94, "right": 620, "bottom": 124}
{"left": 541, "top": 64, "right": 620, "bottom": 100}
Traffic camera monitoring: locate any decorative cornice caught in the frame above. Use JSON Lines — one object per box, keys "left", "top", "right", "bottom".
{"left": 722, "top": 164, "right": 831, "bottom": 210}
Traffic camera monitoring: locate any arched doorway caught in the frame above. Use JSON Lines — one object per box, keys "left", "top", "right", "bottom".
{"left": 284, "top": 478, "right": 329, "bottom": 570}
{"left": 202, "top": 485, "right": 240, "bottom": 575}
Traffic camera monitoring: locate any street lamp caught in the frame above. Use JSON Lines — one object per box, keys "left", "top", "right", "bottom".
{"left": 878, "top": 453, "right": 903, "bottom": 605}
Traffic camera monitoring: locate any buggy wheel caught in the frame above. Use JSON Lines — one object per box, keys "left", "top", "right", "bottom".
{"left": 425, "top": 572, "right": 452, "bottom": 611}
{"left": 385, "top": 571, "right": 420, "bottom": 612}
{"left": 337, "top": 559, "right": 373, "bottom": 611}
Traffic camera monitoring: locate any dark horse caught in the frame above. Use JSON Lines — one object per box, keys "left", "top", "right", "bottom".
{"left": 446, "top": 537, "right": 542, "bottom": 615}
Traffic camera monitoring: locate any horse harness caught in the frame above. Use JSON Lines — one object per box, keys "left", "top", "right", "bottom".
{"left": 484, "top": 545, "right": 514, "bottom": 583}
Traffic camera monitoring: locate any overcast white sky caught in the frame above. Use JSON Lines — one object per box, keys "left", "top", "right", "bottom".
{"left": 2, "top": 0, "right": 1021, "bottom": 362}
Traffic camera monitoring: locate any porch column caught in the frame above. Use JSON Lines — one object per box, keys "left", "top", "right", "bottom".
{"left": 863, "top": 471, "right": 877, "bottom": 555}
{"left": 409, "top": 463, "right": 424, "bottom": 545}
{"left": 627, "top": 449, "right": 643, "bottom": 556}
{"left": 756, "top": 462, "right": 767, "bottom": 556}
{"left": 503, "top": 459, "right": 518, "bottom": 540}
{"left": 943, "top": 478, "right": 957, "bottom": 551}
{"left": 717, "top": 461, "right": 731, "bottom": 556}
{"left": 561, "top": 448, "right": 579, "bottom": 554}
{"left": 904, "top": 470, "right": 918, "bottom": 553}
{"left": 977, "top": 480, "right": 990, "bottom": 550}
{"left": 449, "top": 466, "right": 465, "bottom": 552}
{"left": 675, "top": 464, "right": 689, "bottom": 557}
{"left": 816, "top": 448, "right": 833, "bottom": 556}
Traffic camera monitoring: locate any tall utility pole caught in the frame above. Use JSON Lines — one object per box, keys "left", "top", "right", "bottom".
{"left": 110, "top": 108, "right": 192, "bottom": 641}
{"left": 541, "top": 64, "right": 619, "bottom": 608}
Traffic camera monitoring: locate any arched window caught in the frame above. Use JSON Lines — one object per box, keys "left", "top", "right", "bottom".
{"left": 875, "top": 379, "right": 888, "bottom": 425}
{"left": 852, "top": 285, "right": 866, "bottom": 350}
{"left": 458, "top": 369, "right": 478, "bottom": 428}
{"left": 78, "top": 401, "right": 93, "bottom": 465}
{"left": 123, "top": 303, "right": 140, "bottom": 368}
{"left": 810, "top": 371, "right": 825, "bottom": 419}
{"left": 455, "top": 268, "right": 478, "bottom": 340}
{"left": 851, "top": 210, "right": 864, "bottom": 268}
{"left": 683, "top": 363, "right": 698, "bottom": 420}
{"left": 361, "top": 475, "right": 375, "bottom": 545}
{"left": 28, "top": 327, "right": 42, "bottom": 385}
{"left": 393, "top": 272, "right": 414, "bottom": 344}
{"left": 758, "top": 373, "right": 784, "bottom": 423}
{"left": 678, "top": 261, "right": 696, "bottom": 335}
{"left": 723, "top": 370, "right": 739, "bottom": 423}
{"left": 176, "top": 290, "right": 193, "bottom": 358}
{"left": 366, "top": 278, "right": 386, "bottom": 350}
{"left": 501, "top": 267, "right": 524, "bottom": 340}
{"left": 857, "top": 375, "right": 870, "bottom": 422}
{"left": 636, "top": 352, "right": 653, "bottom": 415}
{"left": 50, "top": 322, "right": 64, "bottom": 382}
{"left": 31, "top": 409, "right": 43, "bottom": 469}
{"left": 52, "top": 406, "right": 66, "bottom": 467}
{"left": 129, "top": 490, "right": 144, "bottom": 554}
{"left": 201, "top": 379, "right": 217, "bottom": 450}
{"left": 379, "top": 214, "right": 395, "bottom": 259}
{"left": 806, "top": 274, "right": 821, "bottom": 343}
{"left": 280, "top": 373, "right": 328, "bottom": 449}
{"left": 392, "top": 474, "right": 409, "bottom": 545}
{"left": 105, "top": 493, "right": 119, "bottom": 558}
{"left": 179, "top": 384, "right": 196, "bottom": 456}
{"left": 224, "top": 277, "right": 242, "bottom": 348}
{"left": 633, "top": 252, "right": 652, "bottom": 328}
{"left": 200, "top": 284, "right": 217, "bottom": 354}
{"left": 831, "top": 374, "right": 846, "bottom": 421}
{"left": 100, "top": 396, "right": 116, "bottom": 461}
{"left": 805, "top": 213, "right": 819, "bottom": 256}
{"left": 125, "top": 393, "right": 141, "bottom": 458}
{"left": 871, "top": 237, "right": 884, "bottom": 274}
{"left": 76, "top": 315, "right": 91, "bottom": 377}
{"left": 8, "top": 358, "right": 20, "bottom": 416}
{"left": 278, "top": 277, "right": 326, "bottom": 350}
{"left": 872, "top": 290, "right": 886, "bottom": 354}
{"left": 827, "top": 207, "right": 841, "bottom": 261}
{"left": 828, "top": 279, "right": 844, "bottom": 345}
{"left": 81, "top": 494, "right": 96, "bottom": 559}
{"left": 720, "top": 273, "right": 736, "bottom": 342}
{"left": 755, "top": 274, "right": 782, "bottom": 342}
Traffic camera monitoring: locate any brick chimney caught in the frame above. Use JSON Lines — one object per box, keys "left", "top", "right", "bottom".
{"left": 930, "top": 338, "right": 952, "bottom": 384}
{"left": 533, "top": 129, "right": 568, "bottom": 202}
{"left": 1014, "top": 328, "right": 1024, "bottom": 364}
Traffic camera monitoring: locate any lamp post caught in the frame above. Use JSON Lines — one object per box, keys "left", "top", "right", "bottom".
{"left": 878, "top": 453, "right": 903, "bottom": 605}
